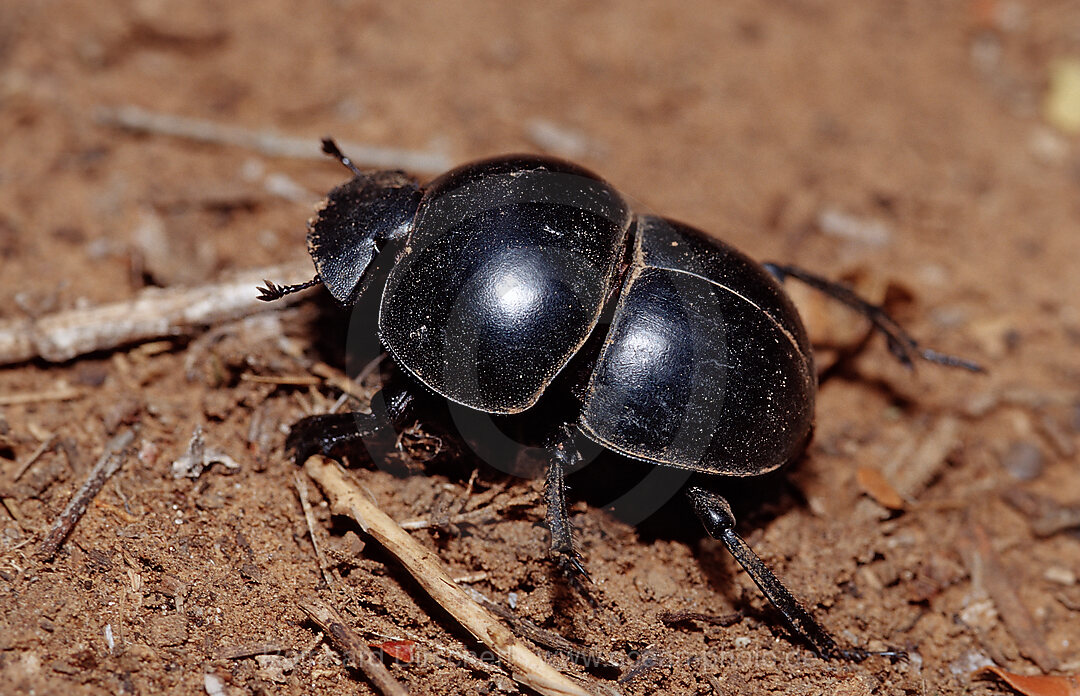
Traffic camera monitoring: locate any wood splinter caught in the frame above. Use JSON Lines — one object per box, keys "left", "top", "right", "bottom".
{"left": 303, "top": 455, "right": 591, "bottom": 696}
{"left": 38, "top": 428, "right": 136, "bottom": 560}
{"left": 299, "top": 602, "right": 410, "bottom": 696}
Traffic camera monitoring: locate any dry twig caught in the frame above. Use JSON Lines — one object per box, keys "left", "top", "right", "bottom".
{"left": 467, "top": 587, "right": 618, "bottom": 673}
{"left": 883, "top": 416, "right": 960, "bottom": 500}
{"left": 0, "top": 386, "right": 82, "bottom": 406}
{"left": 293, "top": 472, "right": 334, "bottom": 587}
{"left": 38, "top": 428, "right": 136, "bottom": 560}
{"left": 397, "top": 493, "right": 535, "bottom": 531}
{"left": 216, "top": 642, "right": 288, "bottom": 660}
{"left": 964, "top": 523, "right": 1058, "bottom": 671}
{"left": 11, "top": 435, "right": 57, "bottom": 482}
{"left": 299, "top": 601, "right": 410, "bottom": 696}
{"left": 97, "top": 105, "right": 451, "bottom": 173}
{"left": 303, "top": 456, "right": 591, "bottom": 696}
{"left": 388, "top": 625, "right": 508, "bottom": 677}
{"left": 0, "top": 264, "right": 311, "bottom": 366}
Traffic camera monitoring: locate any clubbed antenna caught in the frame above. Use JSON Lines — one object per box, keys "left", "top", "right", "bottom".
{"left": 321, "top": 138, "right": 364, "bottom": 177}
{"left": 256, "top": 275, "right": 322, "bottom": 302}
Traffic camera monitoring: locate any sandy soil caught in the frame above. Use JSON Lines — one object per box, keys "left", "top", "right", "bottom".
{"left": 2, "top": 2, "right": 1079, "bottom": 695}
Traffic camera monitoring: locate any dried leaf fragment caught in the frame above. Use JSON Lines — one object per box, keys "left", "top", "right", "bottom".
{"left": 172, "top": 426, "right": 239, "bottom": 479}
{"left": 371, "top": 640, "right": 416, "bottom": 663}
{"left": 856, "top": 466, "right": 905, "bottom": 510}
{"left": 980, "top": 665, "right": 1080, "bottom": 696}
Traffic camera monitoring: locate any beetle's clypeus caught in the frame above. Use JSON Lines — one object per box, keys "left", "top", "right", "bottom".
{"left": 259, "top": 140, "right": 980, "bottom": 661}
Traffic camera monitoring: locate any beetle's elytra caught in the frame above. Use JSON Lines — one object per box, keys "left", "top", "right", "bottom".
{"left": 259, "top": 139, "right": 981, "bottom": 661}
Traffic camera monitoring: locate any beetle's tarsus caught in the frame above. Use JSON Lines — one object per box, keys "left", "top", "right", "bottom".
{"left": 764, "top": 262, "right": 985, "bottom": 373}
{"left": 256, "top": 275, "right": 322, "bottom": 303}
{"left": 545, "top": 426, "right": 593, "bottom": 594}
{"left": 917, "top": 347, "right": 985, "bottom": 373}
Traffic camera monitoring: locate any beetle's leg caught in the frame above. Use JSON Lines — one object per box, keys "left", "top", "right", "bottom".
{"left": 256, "top": 275, "right": 322, "bottom": 302}
{"left": 687, "top": 485, "right": 904, "bottom": 661}
{"left": 286, "top": 381, "right": 418, "bottom": 465}
{"left": 286, "top": 411, "right": 385, "bottom": 464}
{"left": 545, "top": 425, "right": 592, "bottom": 589}
{"left": 763, "top": 263, "right": 983, "bottom": 373}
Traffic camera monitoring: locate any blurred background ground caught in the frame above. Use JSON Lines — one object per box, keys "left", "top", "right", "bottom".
{"left": 1, "top": 1, "right": 1080, "bottom": 694}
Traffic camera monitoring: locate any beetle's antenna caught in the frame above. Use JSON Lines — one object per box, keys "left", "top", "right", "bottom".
{"left": 256, "top": 275, "right": 321, "bottom": 302}
{"left": 321, "top": 138, "right": 365, "bottom": 177}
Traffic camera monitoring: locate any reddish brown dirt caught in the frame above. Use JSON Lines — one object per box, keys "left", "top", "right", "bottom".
{"left": 2, "top": 2, "right": 1080, "bottom": 695}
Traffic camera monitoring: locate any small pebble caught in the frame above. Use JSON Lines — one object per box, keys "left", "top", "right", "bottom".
{"left": 525, "top": 119, "right": 594, "bottom": 160}
{"left": 1001, "top": 441, "right": 1044, "bottom": 481}
{"left": 817, "top": 207, "right": 891, "bottom": 246}
{"left": 204, "top": 673, "right": 227, "bottom": 696}
{"left": 1044, "top": 566, "right": 1077, "bottom": 586}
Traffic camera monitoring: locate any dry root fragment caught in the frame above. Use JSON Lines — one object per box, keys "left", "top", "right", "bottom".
{"left": 303, "top": 456, "right": 591, "bottom": 696}
{"left": 0, "top": 264, "right": 312, "bottom": 366}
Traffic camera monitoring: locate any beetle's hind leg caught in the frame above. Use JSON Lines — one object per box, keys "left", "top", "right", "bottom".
{"left": 544, "top": 425, "right": 594, "bottom": 598}
{"left": 687, "top": 485, "right": 904, "bottom": 661}
{"left": 763, "top": 263, "right": 983, "bottom": 372}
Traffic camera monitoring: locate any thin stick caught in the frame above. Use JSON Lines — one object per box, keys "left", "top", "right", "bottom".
{"left": 38, "top": 429, "right": 135, "bottom": 560}
{"left": 0, "top": 263, "right": 311, "bottom": 366}
{"left": 241, "top": 374, "right": 323, "bottom": 387}
{"left": 388, "top": 625, "right": 508, "bottom": 677}
{"left": 0, "top": 387, "right": 82, "bottom": 406}
{"left": 11, "top": 435, "right": 57, "bottom": 481}
{"left": 308, "top": 361, "right": 370, "bottom": 401}
{"left": 398, "top": 493, "right": 535, "bottom": 531}
{"left": 299, "top": 601, "right": 410, "bottom": 696}
{"left": 96, "top": 105, "right": 451, "bottom": 174}
{"left": 965, "top": 523, "right": 1058, "bottom": 672}
{"left": 466, "top": 587, "right": 618, "bottom": 672}
{"left": 303, "top": 456, "right": 591, "bottom": 696}
{"left": 293, "top": 473, "right": 334, "bottom": 588}
{"left": 216, "top": 642, "right": 288, "bottom": 660}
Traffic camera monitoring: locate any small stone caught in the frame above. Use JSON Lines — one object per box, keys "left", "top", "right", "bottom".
{"left": 147, "top": 615, "right": 187, "bottom": 647}
{"left": 1001, "top": 441, "right": 1044, "bottom": 481}
{"left": 1044, "top": 566, "right": 1076, "bottom": 586}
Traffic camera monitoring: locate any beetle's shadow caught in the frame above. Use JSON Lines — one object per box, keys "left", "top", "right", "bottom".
{"left": 286, "top": 290, "right": 827, "bottom": 624}
{"left": 565, "top": 452, "right": 811, "bottom": 614}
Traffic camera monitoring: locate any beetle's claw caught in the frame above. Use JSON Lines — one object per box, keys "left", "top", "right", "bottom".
{"left": 569, "top": 554, "right": 592, "bottom": 583}
{"left": 554, "top": 553, "right": 598, "bottom": 607}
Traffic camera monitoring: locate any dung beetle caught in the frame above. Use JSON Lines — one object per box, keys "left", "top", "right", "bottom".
{"left": 259, "top": 139, "right": 981, "bottom": 661}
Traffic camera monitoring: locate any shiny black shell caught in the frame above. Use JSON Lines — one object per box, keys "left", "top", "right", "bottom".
{"left": 577, "top": 216, "right": 815, "bottom": 475}
{"left": 311, "top": 154, "right": 817, "bottom": 477}
{"left": 379, "top": 156, "right": 632, "bottom": 414}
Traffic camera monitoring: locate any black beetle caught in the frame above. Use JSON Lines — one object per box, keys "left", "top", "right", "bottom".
{"left": 259, "top": 140, "right": 980, "bottom": 661}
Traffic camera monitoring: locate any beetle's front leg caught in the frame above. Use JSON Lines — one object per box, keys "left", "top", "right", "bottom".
{"left": 763, "top": 262, "right": 983, "bottom": 373}
{"left": 286, "top": 379, "right": 419, "bottom": 465}
{"left": 544, "top": 424, "right": 592, "bottom": 593}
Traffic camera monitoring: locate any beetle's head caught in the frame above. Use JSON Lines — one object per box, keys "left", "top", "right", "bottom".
{"left": 305, "top": 169, "right": 422, "bottom": 304}
{"left": 257, "top": 139, "right": 423, "bottom": 306}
